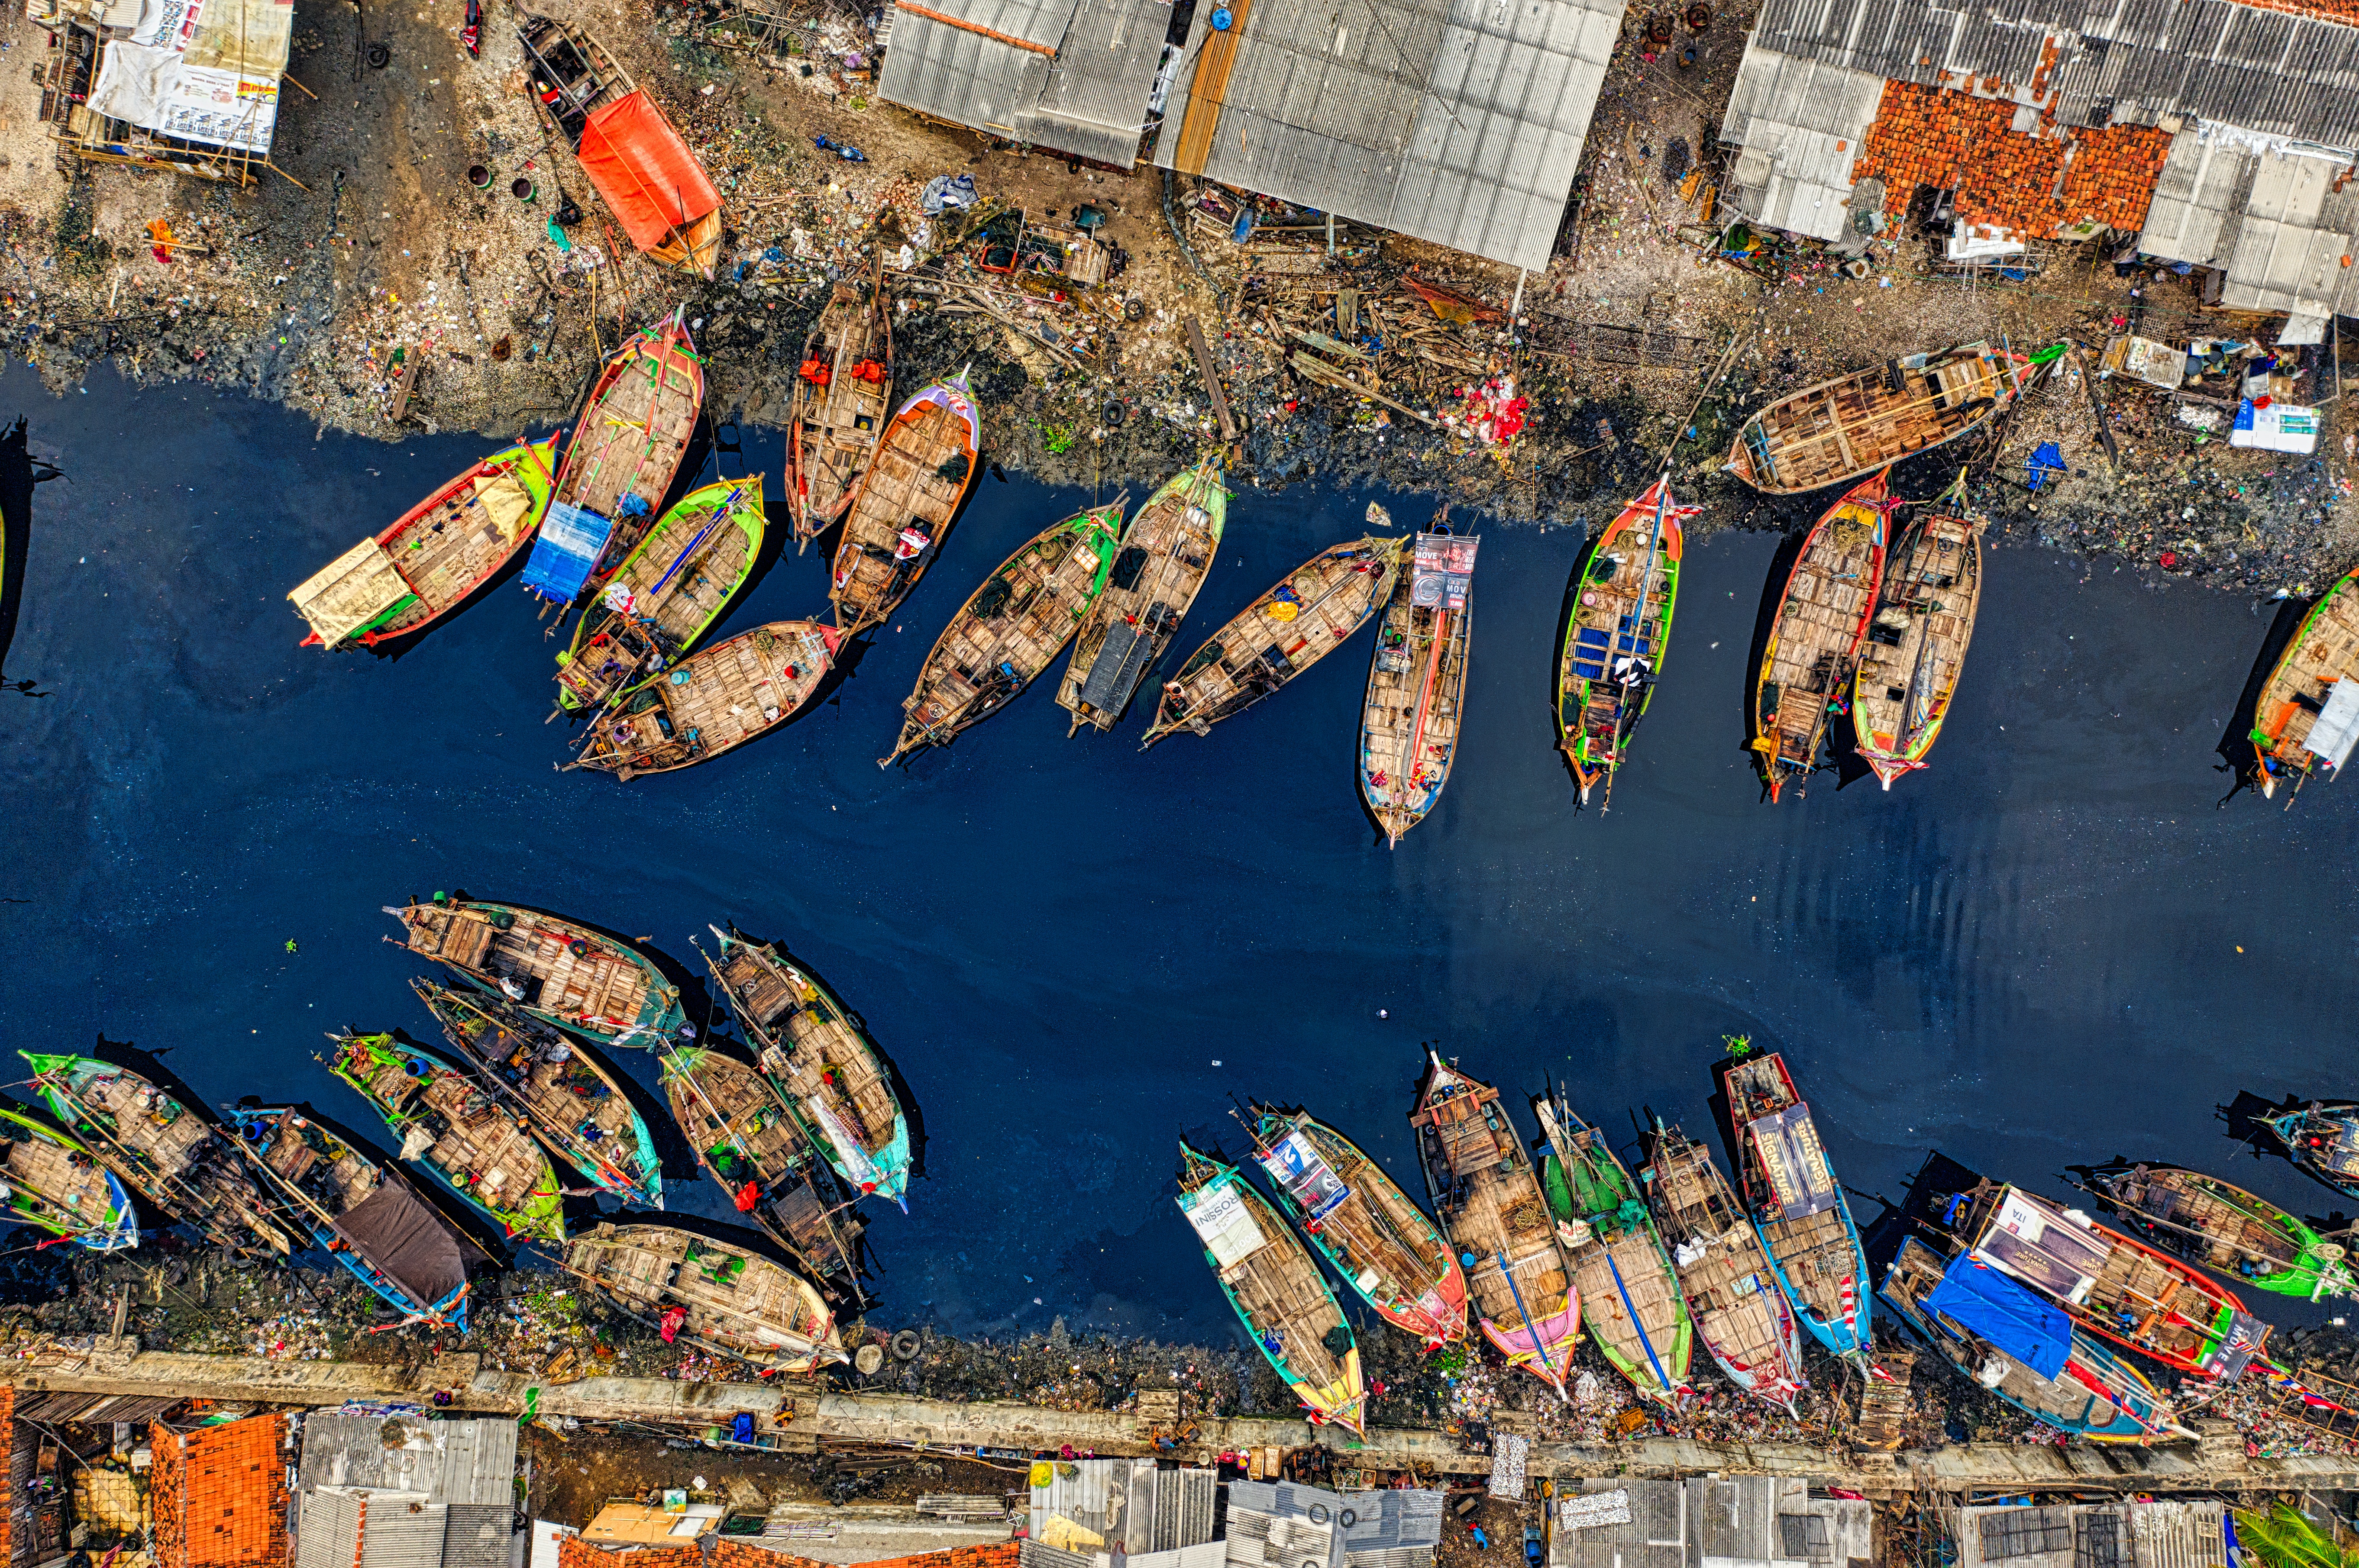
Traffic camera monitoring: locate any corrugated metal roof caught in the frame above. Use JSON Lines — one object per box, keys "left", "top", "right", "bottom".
{"left": 298, "top": 1490, "right": 366, "bottom": 1568}
{"left": 298, "top": 1416, "right": 517, "bottom": 1508}
{"left": 877, "top": 0, "right": 1170, "bottom": 167}
{"left": 1717, "top": 45, "right": 1887, "bottom": 237}
{"left": 442, "top": 1503, "right": 517, "bottom": 1568}
{"left": 1016, "top": 0, "right": 1170, "bottom": 165}
{"left": 2136, "top": 124, "right": 2359, "bottom": 313}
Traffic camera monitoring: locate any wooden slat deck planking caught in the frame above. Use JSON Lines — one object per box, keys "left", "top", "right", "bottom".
{"left": 498, "top": 1033, "right": 650, "bottom": 1191}
{"left": 1648, "top": 1135, "right": 1793, "bottom": 1389}
{"left": 834, "top": 395, "right": 977, "bottom": 634}
{"left": 1299, "top": 1120, "right": 1449, "bottom": 1318}
{"left": 2121, "top": 1170, "right": 2298, "bottom": 1274}
{"left": 1763, "top": 1205, "right": 1857, "bottom": 1325}
{"left": 2088, "top": 1241, "right": 2213, "bottom": 1364}
{"left": 382, "top": 462, "right": 538, "bottom": 624}
{"left": 567, "top": 1224, "right": 834, "bottom": 1366}
{"left": 560, "top": 328, "right": 702, "bottom": 532}
{"left": 584, "top": 622, "right": 836, "bottom": 777}
{"left": 792, "top": 284, "right": 893, "bottom": 539}
{"left": 662, "top": 1049, "right": 856, "bottom": 1280}
{"left": 612, "top": 487, "right": 762, "bottom": 647}
{"left": 491, "top": 919, "right": 651, "bottom": 1031}
{"left": 1758, "top": 494, "right": 1885, "bottom": 783}
{"left": 1424, "top": 1091, "right": 1573, "bottom": 1333}
{"left": 1854, "top": 513, "right": 1980, "bottom": 774}
{"left": 1149, "top": 537, "right": 1400, "bottom": 739}
{"left": 1750, "top": 350, "right": 2008, "bottom": 490}
{"left": 74, "top": 1070, "right": 286, "bottom": 1253}
{"left": 753, "top": 961, "right": 899, "bottom": 1164}
{"left": 354, "top": 1051, "right": 552, "bottom": 1218}
{"left": 257, "top": 1110, "right": 385, "bottom": 1214}
{"left": 2259, "top": 574, "right": 2359, "bottom": 778}
{"left": 1061, "top": 465, "right": 1222, "bottom": 730}
{"left": 1360, "top": 571, "right": 1471, "bottom": 840}
{"left": 1563, "top": 517, "right": 1675, "bottom": 765}
{"left": 2, "top": 1129, "right": 123, "bottom": 1234}
{"left": 1205, "top": 1174, "right": 1352, "bottom": 1394}
{"left": 1567, "top": 1227, "right": 1684, "bottom": 1393}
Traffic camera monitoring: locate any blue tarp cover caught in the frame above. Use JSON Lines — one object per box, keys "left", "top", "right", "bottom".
{"left": 1924, "top": 1251, "right": 2071, "bottom": 1379}
{"left": 521, "top": 502, "right": 612, "bottom": 602}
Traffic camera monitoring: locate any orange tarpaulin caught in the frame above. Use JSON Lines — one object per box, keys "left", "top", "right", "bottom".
{"left": 576, "top": 89, "right": 722, "bottom": 257}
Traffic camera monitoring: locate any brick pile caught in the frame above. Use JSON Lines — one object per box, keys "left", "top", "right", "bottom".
{"left": 2239, "top": 0, "right": 2359, "bottom": 26}
{"left": 1852, "top": 80, "right": 2174, "bottom": 241}
{"left": 148, "top": 1414, "right": 289, "bottom": 1568}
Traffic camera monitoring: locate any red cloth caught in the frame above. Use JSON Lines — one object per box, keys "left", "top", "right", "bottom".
{"left": 734, "top": 1180, "right": 760, "bottom": 1211}
{"left": 576, "top": 90, "right": 722, "bottom": 256}
{"left": 659, "top": 1305, "right": 688, "bottom": 1342}
{"left": 850, "top": 359, "right": 886, "bottom": 382}
{"left": 800, "top": 358, "right": 834, "bottom": 385}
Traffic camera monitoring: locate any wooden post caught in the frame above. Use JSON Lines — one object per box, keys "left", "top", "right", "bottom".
{"left": 1185, "top": 314, "right": 1238, "bottom": 442}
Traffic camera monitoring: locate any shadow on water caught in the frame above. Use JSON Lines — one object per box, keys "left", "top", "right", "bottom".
{"left": 1547, "top": 524, "right": 1595, "bottom": 803}
{"left": 2213, "top": 597, "right": 2313, "bottom": 800}
{"left": 1740, "top": 525, "right": 1807, "bottom": 803}
{"left": 0, "top": 418, "right": 62, "bottom": 694}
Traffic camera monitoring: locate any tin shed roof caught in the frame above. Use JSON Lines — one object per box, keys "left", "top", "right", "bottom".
{"left": 2138, "top": 127, "right": 2359, "bottom": 315}
{"left": 298, "top": 1413, "right": 517, "bottom": 1507}
{"left": 876, "top": 0, "right": 1170, "bottom": 168}
{"left": 1718, "top": 48, "right": 1887, "bottom": 239}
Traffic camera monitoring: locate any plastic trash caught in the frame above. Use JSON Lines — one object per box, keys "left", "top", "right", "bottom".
{"left": 921, "top": 173, "right": 979, "bottom": 213}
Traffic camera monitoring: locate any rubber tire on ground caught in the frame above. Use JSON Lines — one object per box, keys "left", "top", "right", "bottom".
{"left": 366, "top": 41, "right": 390, "bottom": 66}
{"left": 1103, "top": 401, "right": 1126, "bottom": 427}
{"left": 1125, "top": 299, "right": 1147, "bottom": 321}
{"left": 890, "top": 1329, "right": 922, "bottom": 1360}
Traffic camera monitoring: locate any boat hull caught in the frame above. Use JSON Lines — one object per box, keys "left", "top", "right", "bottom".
{"left": 1535, "top": 1097, "right": 1693, "bottom": 1402}
{"left": 0, "top": 1103, "right": 138, "bottom": 1252}
{"left": 1059, "top": 457, "right": 1228, "bottom": 732}
{"left": 1556, "top": 479, "right": 1684, "bottom": 800}
{"left": 556, "top": 478, "right": 768, "bottom": 713}
{"left": 788, "top": 279, "right": 894, "bottom": 545}
{"left": 1751, "top": 471, "right": 1890, "bottom": 800}
{"left": 1852, "top": 511, "right": 1982, "bottom": 788}
{"left": 1728, "top": 343, "right": 2025, "bottom": 495}
{"left": 387, "top": 899, "right": 686, "bottom": 1048}
{"left": 1722, "top": 1052, "right": 1873, "bottom": 1360}
{"left": 541, "top": 313, "right": 704, "bottom": 601}
{"left": 2250, "top": 568, "right": 2359, "bottom": 798}
{"left": 1360, "top": 534, "right": 1476, "bottom": 845}
{"left": 832, "top": 376, "right": 983, "bottom": 636}
{"left": 327, "top": 1032, "right": 567, "bottom": 1245}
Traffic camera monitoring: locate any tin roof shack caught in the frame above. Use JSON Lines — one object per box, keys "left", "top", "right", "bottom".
{"left": 1716, "top": 52, "right": 1888, "bottom": 242}
{"left": 150, "top": 1413, "right": 293, "bottom": 1568}
{"left": 31, "top": 0, "right": 295, "bottom": 186}
{"left": 1027, "top": 1459, "right": 1217, "bottom": 1560}
{"left": 2136, "top": 132, "right": 2359, "bottom": 338}
{"left": 1548, "top": 1480, "right": 1870, "bottom": 1568}
{"left": 876, "top": 0, "right": 1174, "bottom": 169}
{"left": 294, "top": 1413, "right": 517, "bottom": 1568}
{"left": 1940, "top": 1500, "right": 2227, "bottom": 1568}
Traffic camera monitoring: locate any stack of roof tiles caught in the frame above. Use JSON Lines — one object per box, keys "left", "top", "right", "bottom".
{"left": 2243, "top": 0, "right": 2359, "bottom": 25}
{"left": 1852, "top": 81, "right": 2174, "bottom": 241}
{"left": 149, "top": 1415, "right": 290, "bottom": 1568}
{"left": 562, "top": 1536, "right": 1021, "bottom": 1568}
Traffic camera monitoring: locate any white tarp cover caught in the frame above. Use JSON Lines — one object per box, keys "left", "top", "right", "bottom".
{"left": 1558, "top": 1491, "right": 1632, "bottom": 1530}
{"left": 2231, "top": 400, "right": 2320, "bottom": 454}
{"left": 2305, "top": 679, "right": 2359, "bottom": 768}
{"left": 88, "top": 0, "right": 292, "bottom": 154}
{"left": 1971, "top": 1188, "right": 2106, "bottom": 1306}
{"left": 2278, "top": 312, "right": 2330, "bottom": 347}
{"left": 1180, "top": 1180, "right": 1267, "bottom": 1270}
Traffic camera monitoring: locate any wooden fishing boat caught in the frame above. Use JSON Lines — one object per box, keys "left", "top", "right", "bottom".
{"left": 413, "top": 978, "right": 662, "bottom": 1209}
{"left": 1851, "top": 508, "right": 1982, "bottom": 789}
{"left": 385, "top": 897, "right": 685, "bottom": 1049}
{"left": 2078, "top": 1160, "right": 2353, "bottom": 1302}
{"left": 522, "top": 311, "right": 703, "bottom": 607}
{"left": 1720, "top": 1049, "right": 1871, "bottom": 1362}
{"left": 1360, "top": 528, "right": 1477, "bottom": 845}
{"left": 1176, "top": 1141, "right": 1366, "bottom": 1433}
{"left": 1409, "top": 1053, "right": 1580, "bottom": 1395}
{"left": 658, "top": 1044, "right": 865, "bottom": 1296}
{"left": 1639, "top": 1121, "right": 1807, "bottom": 1409}
{"left": 1751, "top": 469, "right": 1891, "bottom": 801}
{"left": 229, "top": 1106, "right": 474, "bottom": 1329}
{"left": 21, "top": 1054, "right": 293, "bottom": 1258}
{"left": 881, "top": 502, "right": 1122, "bottom": 765}
{"left": 2250, "top": 566, "right": 2359, "bottom": 799}
{"left": 1241, "top": 1103, "right": 1468, "bottom": 1346}
{"left": 1058, "top": 456, "right": 1228, "bottom": 733}
{"left": 788, "top": 275, "right": 893, "bottom": 548}
{"left": 1142, "top": 533, "right": 1404, "bottom": 748}
{"left": 1555, "top": 476, "right": 1687, "bottom": 803}
{"left": 831, "top": 374, "right": 982, "bottom": 636}
{"left": 563, "top": 1221, "right": 848, "bottom": 1371}
{"left": 555, "top": 478, "right": 767, "bottom": 714}
{"left": 703, "top": 926, "right": 912, "bottom": 1211}
{"left": 1881, "top": 1235, "right": 2188, "bottom": 1443}
{"left": 568, "top": 620, "right": 841, "bottom": 778}
{"left": 1726, "top": 342, "right": 2025, "bottom": 494}
{"left": 1532, "top": 1091, "right": 1692, "bottom": 1403}
{"left": 291, "top": 435, "right": 559, "bottom": 649}
{"left": 2260, "top": 1100, "right": 2359, "bottom": 1201}
{"left": 327, "top": 1031, "right": 567, "bottom": 1245}
{"left": 1934, "top": 1178, "right": 2269, "bottom": 1380}
{"left": 0, "top": 1103, "right": 137, "bottom": 1252}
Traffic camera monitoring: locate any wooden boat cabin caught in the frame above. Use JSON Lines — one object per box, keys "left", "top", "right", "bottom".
{"left": 790, "top": 279, "right": 894, "bottom": 545}
{"left": 386, "top": 898, "right": 685, "bottom": 1048}
{"left": 1751, "top": 471, "right": 1889, "bottom": 800}
{"left": 1059, "top": 456, "right": 1228, "bottom": 733}
{"left": 1728, "top": 342, "right": 2024, "bottom": 494}
{"left": 1721, "top": 1050, "right": 1871, "bottom": 1360}
{"left": 564, "top": 1222, "right": 847, "bottom": 1371}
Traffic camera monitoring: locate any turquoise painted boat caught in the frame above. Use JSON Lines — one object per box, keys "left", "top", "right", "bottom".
{"left": 556, "top": 477, "right": 769, "bottom": 713}
{"left": 385, "top": 897, "right": 686, "bottom": 1049}
{"left": 0, "top": 1103, "right": 137, "bottom": 1252}
{"left": 1720, "top": 1045, "right": 1872, "bottom": 1363}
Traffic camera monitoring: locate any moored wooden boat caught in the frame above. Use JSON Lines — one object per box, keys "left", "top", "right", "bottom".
{"left": 569, "top": 620, "right": 841, "bottom": 778}
{"left": 789, "top": 276, "right": 893, "bottom": 548}
{"left": 1533, "top": 1091, "right": 1692, "bottom": 1403}
{"left": 1852, "top": 508, "right": 1983, "bottom": 789}
{"left": 704, "top": 927, "right": 912, "bottom": 1211}
{"left": 1058, "top": 456, "right": 1228, "bottom": 733}
{"left": 413, "top": 978, "right": 662, "bottom": 1210}
{"left": 831, "top": 374, "right": 983, "bottom": 636}
{"left": 1720, "top": 1048, "right": 1872, "bottom": 1362}
{"left": 1881, "top": 1235, "right": 2188, "bottom": 1443}
{"left": 0, "top": 1102, "right": 137, "bottom": 1252}
{"left": 2260, "top": 1100, "right": 2359, "bottom": 1201}
{"left": 1727, "top": 342, "right": 2025, "bottom": 494}
{"left": 562, "top": 1221, "right": 848, "bottom": 1371}
{"left": 1176, "top": 1141, "right": 1366, "bottom": 1433}
{"left": 1409, "top": 1053, "right": 1580, "bottom": 1395}
{"left": 1933, "top": 1177, "right": 2269, "bottom": 1380}
{"left": 2250, "top": 567, "right": 2359, "bottom": 799}
{"left": 1360, "top": 528, "right": 1477, "bottom": 845}
{"left": 1751, "top": 469, "right": 1891, "bottom": 801}
{"left": 1142, "top": 532, "right": 1403, "bottom": 747}
{"left": 385, "top": 897, "right": 685, "bottom": 1049}
{"left": 327, "top": 1031, "right": 567, "bottom": 1245}
{"left": 22, "top": 1053, "right": 292, "bottom": 1258}
{"left": 2078, "top": 1160, "right": 2353, "bottom": 1302}
{"left": 229, "top": 1105, "right": 474, "bottom": 1329}
{"left": 1241, "top": 1102, "right": 1468, "bottom": 1347}
{"left": 882, "top": 502, "right": 1122, "bottom": 766}
{"left": 290, "top": 435, "right": 559, "bottom": 649}
{"left": 1555, "top": 476, "right": 1687, "bottom": 804}
{"left": 1640, "top": 1121, "right": 1807, "bottom": 1410}
{"left": 555, "top": 478, "right": 767, "bottom": 714}
{"left": 658, "top": 1044, "right": 865, "bottom": 1297}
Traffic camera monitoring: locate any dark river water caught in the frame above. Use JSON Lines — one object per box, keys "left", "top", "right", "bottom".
{"left": 3, "top": 360, "right": 2355, "bottom": 1346}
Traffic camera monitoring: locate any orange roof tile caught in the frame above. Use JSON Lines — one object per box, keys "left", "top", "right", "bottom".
{"left": 148, "top": 1414, "right": 290, "bottom": 1568}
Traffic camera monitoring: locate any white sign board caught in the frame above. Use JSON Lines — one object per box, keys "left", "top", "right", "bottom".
{"left": 88, "top": 0, "right": 291, "bottom": 154}
{"left": 1559, "top": 1491, "right": 1632, "bottom": 1530}
{"left": 1180, "top": 1183, "right": 1267, "bottom": 1270}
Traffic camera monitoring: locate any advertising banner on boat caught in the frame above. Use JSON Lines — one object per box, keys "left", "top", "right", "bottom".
{"left": 1973, "top": 1188, "right": 2105, "bottom": 1304}
{"left": 1409, "top": 534, "right": 1480, "bottom": 611}
{"left": 1260, "top": 1130, "right": 1349, "bottom": 1220}
{"left": 1179, "top": 1181, "right": 1267, "bottom": 1268}
{"left": 1748, "top": 1104, "right": 1838, "bottom": 1220}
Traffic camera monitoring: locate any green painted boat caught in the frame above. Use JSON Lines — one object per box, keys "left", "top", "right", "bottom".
{"left": 556, "top": 477, "right": 769, "bottom": 713}
{"left": 2079, "top": 1160, "right": 2354, "bottom": 1301}
{"left": 1554, "top": 475, "right": 1685, "bottom": 805}
{"left": 1533, "top": 1089, "right": 1694, "bottom": 1403}
{"left": 1058, "top": 455, "right": 1228, "bottom": 732}
{"left": 0, "top": 1103, "right": 138, "bottom": 1252}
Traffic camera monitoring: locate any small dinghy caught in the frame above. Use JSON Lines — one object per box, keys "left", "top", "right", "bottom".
{"left": 1721, "top": 1047, "right": 1872, "bottom": 1363}
{"left": 1555, "top": 476, "right": 1689, "bottom": 803}
{"left": 1409, "top": 1052, "right": 1580, "bottom": 1396}
{"left": 230, "top": 1105, "right": 475, "bottom": 1329}
{"left": 554, "top": 478, "right": 767, "bottom": 714}
{"left": 1641, "top": 1120, "right": 1807, "bottom": 1410}
{"left": 386, "top": 897, "right": 685, "bottom": 1049}
{"left": 2250, "top": 566, "right": 2359, "bottom": 800}
{"left": 327, "top": 1031, "right": 567, "bottom": 1245}
{"left": 522, "top": 311, "right": 703, "bottom": 608}
{"left": 704, "top": 926, "right": 912, "bottom": 1210}
{"left": 2078, "top": 1160, "right": 2353, "bottom": 1301}
{"left": 1058, "top": 456, "right": 1227, "bottom": 733}
{"left": 1360, "top": 526, "right": 1477, "bottom": 845}
{"left": 1751, "top": 469, "right": 1891, "bottom": 800}
{"left": 563, "top": 1221, "right": 848, "bottom": 1371}
{"left": 1728, "top": 342, "right": 2026, "bottom": 494}
{"left": 291, "top": 435, "right": 559, "bottom": 649}
{"left": 2260, "top": 1099, "right": 2359, "bottom": 1201}
{"left": 0, "top": 1103, "right": 136, "bottom": 1252}
{"left": 831, "top": 374, "right": 983, "bottom": 636}
{"left": 1142, "top": 531, "right": 1403, "bottom": 747}
{"left": 1177, "top": 1140, "right": 1367, "bottom": 1434}
{"left": 24, "top": 1054, "right": 293, "bottom": 1257}
{"left": 788, "top": 274, "right": 893, "bottom": 548}
{"left": 568, "top": 620, "right": 841, "bottom": 778}
{"left": 1852, "top": 506, "right": 1983, "bottom": 788}
{"left": 881, "top": 502, "right": 1121, "bottom": 766}
{"left": 414, "top": 978, "right": 662, "bottom": 1209}
{"left": 1533, "top": 1090, "right": 1692, "bottom": 1403}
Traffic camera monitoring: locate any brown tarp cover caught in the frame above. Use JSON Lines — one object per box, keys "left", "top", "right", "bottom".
{"left": 577, "top": 90, "right": 721, "bottom": 255}
{"left": 336, "top": 1179, "right": 467, "bottom": 1310}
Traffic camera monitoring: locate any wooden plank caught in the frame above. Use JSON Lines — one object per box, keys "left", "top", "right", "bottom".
{"left": 1186, "top": 315, "right": 1240, "bottom": 441}
{"left": 1169, "top": 0, "right": 1254, "bottom": 175}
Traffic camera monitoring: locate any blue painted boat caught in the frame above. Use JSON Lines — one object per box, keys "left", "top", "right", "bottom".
{"left": 1720, "top": 1045, "right": 1873, "bottom": 1362}
{"left": 0, "top": 1103, "right": 137, "bottom": 1252}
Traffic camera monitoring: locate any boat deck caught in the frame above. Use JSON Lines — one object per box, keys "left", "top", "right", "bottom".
{"left": 1648, "top": 1133, "right": 1797, "bottom": 1396}
{"left": 385, "top": 459, "right": 543, "bottom": 618}
{"left": 566, "top": 1223, "right": 836, "bottom": 1368}
{"left": 2259, "top": 575, "right": 2359, "bottom": 780}
{"left": 65, "top": 1068, "right": 287, "bottom": 1254}
{"left": 1886, "top": 1238, "right": 2144, "bottom": 1435}
{"left": 1361, "top": 581, "right": 1470, "bottom": 839}
{"left": 1150, "top": 537, "right": 1399, "bottom": 740}
{"left": 733, "top": 947, "right": 900, "bottom": 1166}
{"left": 400, "top": 905, "right": 660, "bottom": 1037}
{"left": 1289, "top": 1118, "right": 1456, "bottom": 1337}
{"left": 662, "top": 1048, "right": 860, "bottom": 1281}
{"left": 1060, "top": 464, "right": 1223, "bottom": 731}
{"left": 249, "top": 1109, "right": 385, "bottom": 1214}
{"left": 1741, "top": 349, "right": 2010, "bottom": 491}
{"left": 1560, "top": 492, "right": 1678, "bottom": 786}
{"left": 0, "top": 1131, "right": 122, "bottom": 1238}
{"left": 583, "top": 622, "right": 836, "bottom": 777}
{"left": 793, "top": 285, "right": 892, "bottom": 536}
{"left": 2113, "top": 1168, "right": 2299, "bottom": 1276}
{"left": 1416, "top": 1084, "right": 1573, "bottom": 1339}
{"left": 1854, "top": 513, "right": 1980, "bottom": 773}
{"left": 1756, "top": 487, "right": 1885, "bottom": 787}
{"left": 834, "top": 389, "right": 976, "bottom": 633}
{"left": 558, "top": 326, "right": 701, "bottom": 539}
{"left": 342, "top": 1042, "right": 554, "bottom": 1223}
